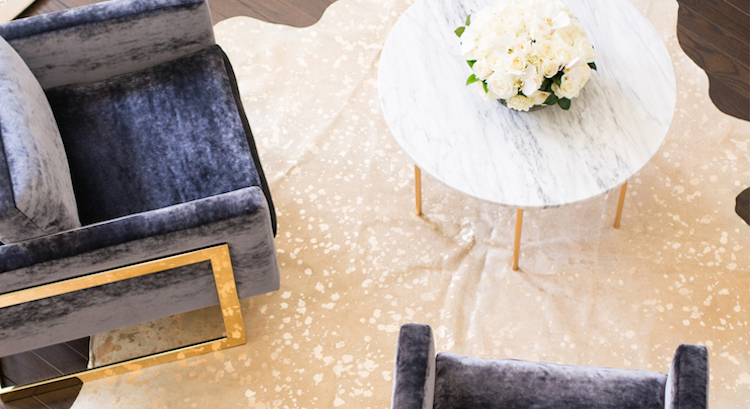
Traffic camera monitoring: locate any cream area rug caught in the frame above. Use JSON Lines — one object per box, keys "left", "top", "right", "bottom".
{"left": 77, "top": 0, "right": 748, "bottom": 407}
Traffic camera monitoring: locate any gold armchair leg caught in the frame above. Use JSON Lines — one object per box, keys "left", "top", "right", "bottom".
{"left": 614, "top": 182, "right": 628, "bottom": 228}
{"left": 0, "top": 244, "right": 245, "bottom": 402}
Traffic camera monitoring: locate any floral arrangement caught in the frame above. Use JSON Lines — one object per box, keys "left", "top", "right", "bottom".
{"left": 455, "top": 0, "right": 597, "bottom": 111}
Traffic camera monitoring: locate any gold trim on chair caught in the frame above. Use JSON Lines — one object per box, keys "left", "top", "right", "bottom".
{"left": 0, "top": 244, "right": 246, "bottom": 402}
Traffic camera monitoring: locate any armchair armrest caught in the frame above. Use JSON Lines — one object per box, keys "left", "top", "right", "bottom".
{"left": 0, "top": 0, "right": 214, "bottom": 89}
{"left": 665, "top": 344, "right": 709, "bottom": 409}
{"left": 392, "top": 324, "right": 436, "bottom": 409}
{"left": 0, "top": 186, "right": 279, "bottom": 356}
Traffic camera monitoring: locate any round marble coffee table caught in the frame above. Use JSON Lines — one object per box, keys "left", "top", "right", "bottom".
{"left": 378, "top": 0, "right": 675, "bottom": 270}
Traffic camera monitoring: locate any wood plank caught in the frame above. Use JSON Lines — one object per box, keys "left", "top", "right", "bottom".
{"left": 0, "top": 397, "right": 50, "bottom": 409}
{"left": 677, "top": 24, "right": 750, "bottom": 95}
{"left": 677, "top": 0, "right": 749, "bottom": 42}
{"left": 721, "top": 0, "right": 749, "bottom": 15}
{"left": 678, "top": 5, "right": 748, "bottom": 67}
{"left": 0, "top": 353, "right": 61, "bottom": 387}
{"left": 61, "top": 340, "right": 88, "bottom": 362}
{"left": 26, "top": 384, "right": 82, "bottom": 409}
{"left": 707, "top": 75, "right": 750, "bottom": 121}
{"left": 30, "top": 348, "right": 88, "bottom": 378}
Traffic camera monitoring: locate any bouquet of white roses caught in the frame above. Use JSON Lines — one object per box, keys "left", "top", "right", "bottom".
{"left": 455, "top": 0, "right": 597, "bottom": 111}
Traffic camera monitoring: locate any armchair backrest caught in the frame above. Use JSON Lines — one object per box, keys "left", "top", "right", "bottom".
{"left": 0, "top": 0, "right": 215, "bottom": 89}
{"left": 665, "top": 344, "right": 709, "bottom": 409}
{"left": 392, "top": 324, "right": 710, "bottom": 409}
{"left": 0, "top": 36, "right": 79, "bottom": 242}
{"left": 433, "top": 353, "right": 668, "bottom": 409}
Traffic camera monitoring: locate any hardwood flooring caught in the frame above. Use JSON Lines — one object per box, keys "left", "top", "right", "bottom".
{"left": 0, "top": 339, "right": 88, "bottom": 409}
{"left": 676, "top": 0, "right": 749, "bottom": 121}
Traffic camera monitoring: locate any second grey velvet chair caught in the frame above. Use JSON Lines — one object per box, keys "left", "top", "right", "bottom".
{"left": 392, "top": 324, "right": 709, "bottom": 409}
{"left": 0, "top": 0, "right": 279, "bottom": 398}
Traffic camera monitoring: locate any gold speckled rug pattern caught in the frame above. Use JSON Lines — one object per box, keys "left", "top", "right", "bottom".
{"left": 76, "top": 0, "right": 748, "bottom": 407}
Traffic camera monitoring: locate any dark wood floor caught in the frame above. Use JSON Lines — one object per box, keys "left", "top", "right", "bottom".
{"left": 0, "top": 339, "right": 88, "bottom": 409}
{"left": 676, "top": 0, "right": 749, "bottom": 121}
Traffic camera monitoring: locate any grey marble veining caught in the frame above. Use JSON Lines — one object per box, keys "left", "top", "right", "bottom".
{"left": 378, "top": 0, "right": 675, "bottom": 208}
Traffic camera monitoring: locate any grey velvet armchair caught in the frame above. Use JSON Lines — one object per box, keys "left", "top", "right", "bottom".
{"left": 0, "top": 0, "right": 279, "bottom": 397}
{"left": 392, "top": 324, "right": 709, "bottom": 409}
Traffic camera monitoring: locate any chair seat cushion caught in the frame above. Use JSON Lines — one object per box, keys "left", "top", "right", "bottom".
{"left": 45, "top": 45, "right": 268, "bottom": 226}
{"left": 434, "top": 353, "right": 667, "bottom": 409}
{"left": 0, "top": 36, "right": 80, "bottom": 243}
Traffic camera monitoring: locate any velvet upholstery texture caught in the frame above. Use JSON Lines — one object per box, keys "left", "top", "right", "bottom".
{"left": 0, "top": 36, "right": 79, "bottom": 243}
{"left": 0, "top": 0, "right": 214, "bottom": 89}
{"left": 434, "top": 354, "right": 667, "bottom": 409}
{"left": 391, "top": 324, "right": 709, "bottom": 409}
{"left": 666, "top": 344, "right": 710, "bottom": 409}
{"left": 0, "top": 187, "right": 278, "bottom": 357}
{"left": 0, "top": 0, "right": 279, "bottom": 356}
{"left": 392, "top": 324, "right": 436, "bottom": 409}
{"left": 46, "top": 46, "right": 263, "bottom": 226}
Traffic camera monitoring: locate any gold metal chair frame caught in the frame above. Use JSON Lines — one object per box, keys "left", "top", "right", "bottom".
{"left": 0, "top": 244, "right": 246, "bottom": 402}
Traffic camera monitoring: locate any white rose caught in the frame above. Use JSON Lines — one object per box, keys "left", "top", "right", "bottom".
{"left": 554, "top": 44, "right": 578, "bottom": 67}
{"left": 487, "top": 71, "right": 518, "bottom": 100}
{"left": 541, "top": 60, "right": 560, "bottom": 78}
{"left": 552, "top": 74, "right": 581, "bottom": 99}
{"left": 553, "top": 30, "right": 575, "bottom": 47}
{"left": 472, "top": 59, "right": 493, "bottom": 80}
{"left": 573, "top": 36, "right": 597, "bottom": 63}
{"left": 566, "top": 63, "right": 591, "bottom": 88}
{"left": 507, "top": 53, "right": 527, "bottom": 74}
{"left": 535, "top": 39, "right": 556, "bottom": 60}
{"left": 514, "top": 36, "right": 533, "bottom": 55}
{"left": 506, "top": 94, "right": 536, "bottom": 111}
{"left": 488, "top": 53, "right": 509, "bottom": 72}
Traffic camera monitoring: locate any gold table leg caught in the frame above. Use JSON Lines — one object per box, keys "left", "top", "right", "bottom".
{"left": 415, "top": 165, "right": 422, "bottom": 216}
{"left": 513, "top": 209, "right": 523, "bottom": 270}
{"left": 614, "top": 182, "right": 628, "bottom": 228}
{"left": 0, "top": 244, "right": 245, "bottom": 402}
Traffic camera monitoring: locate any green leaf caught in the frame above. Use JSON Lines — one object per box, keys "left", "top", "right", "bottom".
{"left": 455, "top": 26, "right": 465, "bottom": 37}
{"left": 543, "top": 94, "right": 559, "bottom": 105}
{"left": 482, "top": 81, "right": 489, "bottom": 93}
{"left": 558, "top": 97, "right": 571, "bottom": 110}
{"left": 587, "top": 62, "right": 597, "bottom": 71}
{"left": 553, "top": 74, "right": 562, "bottom": 87}
{"left": 465, "top": 14, "right": 471, "bottom": 26}
{"left": 466, "top": 74, "right": 480, "bottom": 85}
{"left": 467, "top": 60, "right": 476, "bottom": 68}
{"left": 540, "top": 78, "right": 552, "bottom": 92}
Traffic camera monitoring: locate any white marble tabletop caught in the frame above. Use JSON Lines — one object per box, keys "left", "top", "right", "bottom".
{"left": 378, "top": 0, "right": 675, "bottom": 208}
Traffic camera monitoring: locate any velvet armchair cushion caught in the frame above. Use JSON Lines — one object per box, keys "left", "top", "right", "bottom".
{"left": 45, "top": 45, "right": 269, "bottom": 227}
{"left": 0, "top": 35, "right": 80, "bottom": 243}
